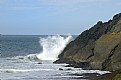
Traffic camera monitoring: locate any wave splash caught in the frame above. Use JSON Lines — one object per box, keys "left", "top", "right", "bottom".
{"left": 27, "top": 35, "right": 73, "bottom": 61}
{"left": 37, "top": 35, "right": 73, "bottom": 61}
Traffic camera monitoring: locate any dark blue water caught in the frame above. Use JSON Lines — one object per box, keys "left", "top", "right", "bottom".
{"left": 0, "top": 35, "right": 42, "bottom": 57}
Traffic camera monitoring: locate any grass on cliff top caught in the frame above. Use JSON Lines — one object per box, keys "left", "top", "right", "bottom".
{"left": 113, "top": 74, "right": 121, "bottom": 80}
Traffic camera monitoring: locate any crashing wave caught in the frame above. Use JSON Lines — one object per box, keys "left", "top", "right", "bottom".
{"left": 27, "top": 35, "right": 74, "bottom": 61}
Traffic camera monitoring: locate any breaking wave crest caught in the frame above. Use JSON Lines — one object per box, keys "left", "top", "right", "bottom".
{"left": 27, "top": 35, "right": 73, "bottom": 61}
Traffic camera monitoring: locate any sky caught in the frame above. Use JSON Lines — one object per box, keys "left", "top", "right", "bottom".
{"left": 0, "top": 0, "right": 121, "bottom": 35}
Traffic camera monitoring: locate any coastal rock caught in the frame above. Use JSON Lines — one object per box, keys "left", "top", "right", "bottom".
{"left": 91, "top": 33, "right": 121, "bottom": 71}
{"left": 54, "top": 13, "right": 121, "bottom": 71}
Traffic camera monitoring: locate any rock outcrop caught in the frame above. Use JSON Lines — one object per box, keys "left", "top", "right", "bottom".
{"left": 54, "top": 13, "right": 121, "bottom": 71}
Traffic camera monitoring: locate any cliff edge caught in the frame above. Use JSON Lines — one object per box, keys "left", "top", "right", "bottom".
{"left": 54, "top": 13, "right": 121, "bottom": 71}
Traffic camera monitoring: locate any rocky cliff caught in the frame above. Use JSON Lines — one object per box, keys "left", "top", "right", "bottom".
{"left": 55, "top": 13, "right": 121, "bottom": 71}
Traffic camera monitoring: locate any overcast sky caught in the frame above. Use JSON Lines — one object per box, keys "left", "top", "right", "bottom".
{"left": 0, "top": 0, "right": 121, "bottom": 35}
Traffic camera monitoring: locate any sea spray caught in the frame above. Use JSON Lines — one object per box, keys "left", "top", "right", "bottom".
{"left": 37, "top": 35, "right": 74, "bottom": 61}
{"left": 27, "top": 35, "right": 73, "bottom": 61}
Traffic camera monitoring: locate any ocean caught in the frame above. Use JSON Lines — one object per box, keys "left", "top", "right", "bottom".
{"left": 0, "top": 35, "right": 110, "bottom": 80}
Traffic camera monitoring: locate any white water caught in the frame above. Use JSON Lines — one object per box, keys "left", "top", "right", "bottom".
{"left": 36, "top": 35, "right": 74, "bottom": 61}
{"left": 0, "top": 57, "right": 110, "bottom": 80}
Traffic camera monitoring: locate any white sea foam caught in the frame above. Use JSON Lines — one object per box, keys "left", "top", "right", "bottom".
{"left": 37, "top": 35, "right": 73, "bottom": 61}
{"left": 73, "top": 69, "right": 111, "bottom": 75}
{"left": 0, "top": 68, "right": 53, "bottom": 73}
{"left": 59, "top": 67, "right": 110, "bottom": 75}
{"left": 27, "top": 35, "right": 73, "bottom": 61}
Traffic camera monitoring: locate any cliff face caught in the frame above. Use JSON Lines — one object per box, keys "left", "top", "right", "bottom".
{"left": 55, "top": 13, "right": 121, "bottom": 71}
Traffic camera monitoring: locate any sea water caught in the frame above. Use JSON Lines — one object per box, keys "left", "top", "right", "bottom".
{"left": 0, "top": 35, "right": 110, "bottom": 80}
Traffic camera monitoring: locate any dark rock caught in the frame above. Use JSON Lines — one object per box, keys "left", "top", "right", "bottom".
{"left": 66, "top": 68, "right": 73, "bottom": 71}
{"left": 82, "top": 73, "right": 101, "bottom": 79}
{"left": 75, "top": 62, "right": 91, "bottom": 69}
{"left": 54, "top": 13, "right": 121, "bottom": 71}
{"left": 38, "top": 62, "right": 42, "bottom": 64}
{"left": 18, "top": 57, "right": 24, "bottom": 59}
{"left": 59, "top": 68, "right": 63, "bottom": 70}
